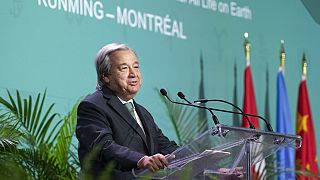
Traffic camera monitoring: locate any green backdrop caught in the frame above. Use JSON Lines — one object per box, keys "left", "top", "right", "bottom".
{"left": 1, "top": 0, "right": 319, "bottom": 169}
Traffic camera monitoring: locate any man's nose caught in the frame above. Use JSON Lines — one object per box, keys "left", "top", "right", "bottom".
{"left": 128, "top": 67, "right": 136, "bottom": 77}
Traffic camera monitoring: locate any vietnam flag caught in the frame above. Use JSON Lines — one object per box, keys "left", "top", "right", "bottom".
{"left": 296, "top": 79, "right": 319, "bottom": 179}
{"left": 242, "top": 65, "right": 260, "bottom": 128}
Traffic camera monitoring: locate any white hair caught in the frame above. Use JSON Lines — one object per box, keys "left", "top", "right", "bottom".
{"left": 95, "top": 43, "right": 136, "bottom": 89}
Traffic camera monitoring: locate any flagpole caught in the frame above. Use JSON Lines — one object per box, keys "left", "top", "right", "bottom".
{"left": 280, "top": 40, "right": 285, "bottom": 73}
{"left": 244, "top": 32, "right": 250, "bottom": 66}
{"left": 276, "top": 40, "right": 296, "bottom": 179}
{"left": 243, "top": 32, "right": 251, "bottom": 180}
{"left": 301, "top": 52, "right": 307, "bottom": 80}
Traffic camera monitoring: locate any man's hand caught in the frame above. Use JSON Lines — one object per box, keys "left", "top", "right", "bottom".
{"left": 137, "top": 153, "right": 169, "bottom": 172}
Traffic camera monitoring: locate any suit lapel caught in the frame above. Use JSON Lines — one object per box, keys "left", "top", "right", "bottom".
{"left": 101, "top": 87, "right": 149, "bottom": 149}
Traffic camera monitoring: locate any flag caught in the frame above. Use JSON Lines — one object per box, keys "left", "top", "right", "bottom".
{"left": 242, "top": 64, "right": 265, "bottom": 179}
{"left": 276, "top": 68, "right": 295, "bottom": 179}
{"left": 232, "top": 61, "right": 241, "bottom": 127}
{"left": 198, "top": 52, "right": 208, "bottom": 132}
{"left": 242, "top": 65, "right": 260, "bottom": 128}
{"left": 296, "top": 78, "right": 319, "bottom": 179}
{"left": 265, "top": 67, "right": 276, "bottom": 178}
{"left": 264, "top": 67, "right": 271, "bottom": 131}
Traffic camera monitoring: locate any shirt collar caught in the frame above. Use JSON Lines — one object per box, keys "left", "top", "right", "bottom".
{"left": 118, "top": 97, "right": 134, "bottom": 107}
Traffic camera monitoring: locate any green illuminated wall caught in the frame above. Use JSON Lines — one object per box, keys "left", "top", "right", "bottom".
{"left": 1, "top": 0, "right": 319, "bottom": 165}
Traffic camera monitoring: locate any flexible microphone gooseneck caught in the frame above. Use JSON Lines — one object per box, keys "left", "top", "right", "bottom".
{"left": 195, "top": 99, "right": 274, "bottom": 132}
{"left": 177, "top": 91, "right": 220, "bottom": 127}
{"left": 160, "top": 89, "right": 220, "bottom": 125}
{"left": 177, "top": 92, "right": 255, "bottom": 130}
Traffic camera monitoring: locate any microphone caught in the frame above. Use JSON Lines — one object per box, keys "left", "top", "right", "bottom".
{"left": 195, "top": 99, "right": 273, "bottom": 132}
{"left": 178, "top": 92, "right": 255, "bottom": 130}
{"left": 160, "top": 89, "right": 220, "bottom": 125}
{"left": 177, "top": 91, "right": 192, "bottom": 104}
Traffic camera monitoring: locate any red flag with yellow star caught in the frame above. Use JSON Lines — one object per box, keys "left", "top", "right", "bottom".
{"left": 296, "top": 79, "right": 319, "bottom": 179}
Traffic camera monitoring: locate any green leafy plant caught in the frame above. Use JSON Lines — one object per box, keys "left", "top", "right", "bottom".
{"left": 0, "top": 89, "right": 79, "bottom": 179}
{"left": 157, "top": 90, "right": 208, "bottom": 145}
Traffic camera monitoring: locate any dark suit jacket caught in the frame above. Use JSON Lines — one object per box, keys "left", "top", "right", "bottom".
{"left": 76, "top": 87, "right": 178, "bottom": 179}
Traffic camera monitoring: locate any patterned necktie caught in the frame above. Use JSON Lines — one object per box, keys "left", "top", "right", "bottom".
{"left": 124, "top": 102, "right": 145, "bottom": 135}
{"left": 125, "top": 102, "right": 136, "bottom": 120}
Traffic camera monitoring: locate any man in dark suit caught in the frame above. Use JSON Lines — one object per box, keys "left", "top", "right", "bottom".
{"left": 76, "top": 43, "right": 179, "bottom": 179}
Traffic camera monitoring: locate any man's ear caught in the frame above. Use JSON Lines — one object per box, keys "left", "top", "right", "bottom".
{"left": 102, "top": 74, "right": 110, "bottom": 83}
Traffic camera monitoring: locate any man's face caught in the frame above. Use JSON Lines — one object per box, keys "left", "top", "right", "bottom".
{"left": 103, "top": 50, "right": 142, "bottom": 101}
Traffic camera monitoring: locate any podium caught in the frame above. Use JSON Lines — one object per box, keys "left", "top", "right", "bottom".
{"left": 133, "top": 125, "right": 301, "bottom": 179}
